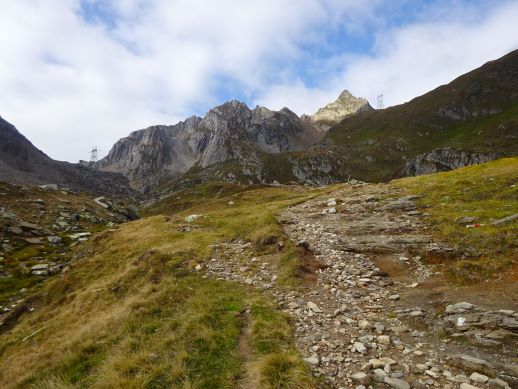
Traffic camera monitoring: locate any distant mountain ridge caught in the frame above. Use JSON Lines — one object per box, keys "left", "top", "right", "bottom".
{"left": 2, "top": 50, "right": 517, "bottom": 194}
{"left": 96, "top": 91, "right": 369, "bottom": 190}
{"left": 168, "top": 50, "right": 518, "bottom": 188}
{"left": 318, "top": 49, "right": 518, "bottom": 182}
{"left": 97, "top": 50, "right": 518, "bottom": 191}
{"left": 0, "top": 116, "right": 133, "bottom": 196}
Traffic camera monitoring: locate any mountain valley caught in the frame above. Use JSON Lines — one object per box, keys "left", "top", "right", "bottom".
{"left": 0, "top": 50, "right": 517, "bottom": 389}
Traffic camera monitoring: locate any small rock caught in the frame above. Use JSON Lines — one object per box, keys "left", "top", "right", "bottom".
{"left": 373, "top": 368, "right": 388, "bottom": 381}
{"left": 370, "top": 359, "right": 385, "bottom": 369}
{"left": 452, "top": 354, "right": 495, "bottom": 376}
{"left": 470, "top": 372, "right": 489, "bottom": 383}
{"left": 31, "top": 264, "right": 49, "bottom": 271}
{"left": 460, "top": 384, "right": 481, "bottom": 389}
{"left": 359, "top": 320, "right": 373, "bottom": 330}
{"left": 307, "top": 301, "right": 322, "bottom": 313}
{"left": 425, "top": 370, "right": 439, "bottom": 378}
{"left": 502, "top": 364, "right": 518, "bottom": 378}
{"left": 351, "top": 372, "right": 371, "bottom": 385}
{"left": 352, "top": 342, "right": 367, "bottom": 353}
{"left": 377, "top": 335, "right": 390, "bottom": 344}
{"left": 445, "top": 302, "right": 474, "bottom": 314}
{"left": 456, "top": 216, "right": 478, "bottom": 225}
{"left": 304, "top": 356, "right": 319, "bottom": 366}
{"left": 94, "top": 196, "right": 110, "bottom": 209}
{"left": 454, "top": 374, "right": 470, "bottom": 383}
{"left": 47, "top": 236, "right": 62, "bottom": 244}
{"left": 296, "top": 240, "right": 309, "bottom": 249}
{"left": 39, "top": 184, "right": 58, "bottom": 190}
{"left": 374, "top": 323, "right": 385, "bottom": 334}
{"left": 8, "top": 226, "right": 23, "bottom": 235}
{"left": 24, "top": 237, "right": 43, "bottom": 244}
{"left": 491, "top": 213, "right": 518, "bottom": 226}
{"left": 384, "top": 377, "right": 410, "bottom": 389}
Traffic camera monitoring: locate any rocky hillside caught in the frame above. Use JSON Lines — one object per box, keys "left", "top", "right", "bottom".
{"left": 310, "top": 89, "right": 372, "bottom": 129}
{"left": 0, "top": 116, "right": 134, "bottom": 196}
{"left": 96, "top": 50, "right": 518, "bottom": 192}
{"left": 96, "top": 91, "right": 369, "bottom": 191}
{"left": 0, "top": 158, "right": 516, "bottom": 388}
{"left": 0, "top": 181, "right": 139, "bottom": 315}
{"left": 321, "top": 49, "right": 518, "bottom": 182}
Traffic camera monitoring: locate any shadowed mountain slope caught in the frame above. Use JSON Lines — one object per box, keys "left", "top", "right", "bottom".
{"left": 0, "top": 116, "right": 133, "bottom": 196}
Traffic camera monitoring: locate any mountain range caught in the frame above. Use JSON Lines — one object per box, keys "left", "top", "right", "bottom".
{"left": 1, "top": 49, "right": 517, "bottom": 194}
{"left": 94, "top": 90, "right": 372, "bottom": 191}
{"left": 0, "top": 116, "right": 133, "bottom": 196}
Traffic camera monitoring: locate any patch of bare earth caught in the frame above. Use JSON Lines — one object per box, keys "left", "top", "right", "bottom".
{"left": 237, "top": 309, "right": 255, "bottom": 389}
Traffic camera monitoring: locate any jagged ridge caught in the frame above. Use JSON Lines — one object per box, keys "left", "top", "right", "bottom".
{"left": 97, "top": 94, "right": 368, "bottom": 190}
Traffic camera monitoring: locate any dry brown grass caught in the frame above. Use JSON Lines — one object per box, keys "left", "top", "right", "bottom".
{"left": 0, "top": 185, "right": 329, "bottom": 388}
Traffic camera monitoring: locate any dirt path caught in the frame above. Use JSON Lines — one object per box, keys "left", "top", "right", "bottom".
{"left": 237, "top": 309, "right": 255, "bottom": 389}
{"left": 205, "top": 183, "right": 518, "bottom": 389}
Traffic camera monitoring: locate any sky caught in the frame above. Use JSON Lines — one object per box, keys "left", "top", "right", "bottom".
{"left": 1, "top": 0, "right": 518, "bottom": 162}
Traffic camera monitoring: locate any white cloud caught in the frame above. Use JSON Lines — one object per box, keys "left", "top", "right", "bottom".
{"left": 342, "top": 1, "right": 518, "bottom": 108}
{"left": 0, "top": 0, "right": 517, "bottom": 162}
{"left": 0, "top": 0, "right": 378, "bottom": 161}
{"left": 254, "top": 82, "right": 340, "bottom": 116}
{"left": 257, "top": 1, "right": 518, "bottom": 114}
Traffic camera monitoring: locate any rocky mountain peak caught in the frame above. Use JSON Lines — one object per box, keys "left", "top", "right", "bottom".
{"left": 312, "top": 89, "right": 373, "bottom": 123}
{"left": 338, "top": 89, "right": 354, "bottom": 99}
{"left": 211, "top": 100, "right": 250, "bottom": 117}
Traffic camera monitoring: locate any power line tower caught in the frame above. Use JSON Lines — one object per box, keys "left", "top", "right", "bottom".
{"left": 377, "top": 94, "right": 384, "bottom": 110}
{"left": 90, "top": 146, "right": 98, "bottom": 163}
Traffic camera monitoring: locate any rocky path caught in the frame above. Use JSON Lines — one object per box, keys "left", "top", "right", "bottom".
{"left": 203, "top": 183, "right": 518, "bottom": 389}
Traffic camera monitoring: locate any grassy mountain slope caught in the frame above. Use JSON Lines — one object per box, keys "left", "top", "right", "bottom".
{"left": 1, "top": 158, "right": 516, "bottom": 388}
{"left": 322, "top": 50, "right": 518, "bottom": 182}
{"left": 394, "top": 157, "right": 518, "bottom": 281}
{"left": 1, "top": 184, "right": 336, "bottom": 388}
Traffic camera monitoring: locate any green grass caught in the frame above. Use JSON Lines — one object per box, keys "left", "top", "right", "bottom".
{"left": 146, "top": 182, "right": 262, "bottom": 216}
{"left": 0, "top": 184, "right": 332, "bottom": 388}
{"left": 393, "top": 157, "right": 518, "bottom": 281}
{"left": 146, "top": 184, "right": 336, "bottom": 284}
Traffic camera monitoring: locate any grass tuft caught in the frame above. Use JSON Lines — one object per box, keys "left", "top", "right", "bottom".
{"left": 253, "top": 352, "right": 314, "bottom": 389}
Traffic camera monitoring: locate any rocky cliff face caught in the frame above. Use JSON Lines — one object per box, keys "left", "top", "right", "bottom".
{"left": 311, "top": 90, "right": 373, "bottom": 126}
{"left": 0, "top": 116, "right": 134, "bottom": 197}
{"left": 399, "top": 148, "right": 499, "bottom": 177}
{"left": 97, "top": 95, "right": 364, "bottom": 190}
